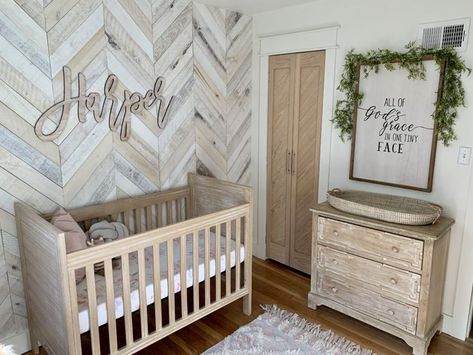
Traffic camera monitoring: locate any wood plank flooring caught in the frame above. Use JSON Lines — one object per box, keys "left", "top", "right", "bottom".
{"left": 25, "top": 257, "right": 473, "bottom": 354}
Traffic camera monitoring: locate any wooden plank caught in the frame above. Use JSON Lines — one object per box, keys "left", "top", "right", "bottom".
{"left": 138, "top": 248, "right": 148, "bottom": 338}
{"left": 215, "top": 223, "right": 221, "bottom": 301}
{"left": 167, "top": 239, "right": 175, "bottom": 324}
{"left": 192, "top": 231, "right": 199, "bottom": 312}
{"left": 236, "top": 217, "right": 241, "bottom": 290}
{"left": 86, "top": 265, "right": 100, "bottom": 355}
{"left": 121, "top": 254, "right": 133, "bottom": 346}
{"left": 180, "top": 235, "right": 188, "bottom": 318}
{"left": 67, "top": 269, "right": 82, "bottom": 355}
{"left": 146, "top": 206, "right": 153, "bottom": 231}
{"left": 104, "top": 259, "right": 117, "bottom": 353}
{"left": 226, "top": 221, "right": 231, "bottom": 297}
{"left": 157, "top": 203, "right": 163, "bottom": 228}
{"left": 135, "top": 208, "right": 142, "bottom": 234}
{"left": 152, "top": 243, "right": 162, "bottom": 331}
{"left": 204, "top": 227, "right": 210, "bottom": 306}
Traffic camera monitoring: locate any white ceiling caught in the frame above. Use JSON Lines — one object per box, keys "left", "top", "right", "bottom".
{"left": 196, "top": 0, "right": 318, "bottom": 14}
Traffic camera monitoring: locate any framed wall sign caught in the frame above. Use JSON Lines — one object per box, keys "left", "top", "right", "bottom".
{"left": 350, "top": 57, "right": 445, "bottom": 192}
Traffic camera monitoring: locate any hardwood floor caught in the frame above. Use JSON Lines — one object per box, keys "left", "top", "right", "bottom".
{"left": 25, "top": 257, "right": 473, "bottom": 354}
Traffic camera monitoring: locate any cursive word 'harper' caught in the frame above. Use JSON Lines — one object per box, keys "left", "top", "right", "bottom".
{"left": 34, "top": 66, "right": 175, "bottom": 141}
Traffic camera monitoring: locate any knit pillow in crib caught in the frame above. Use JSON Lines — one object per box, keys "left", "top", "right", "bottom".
{"left": 51, "top": 207, "right": 88, "bottom": 283}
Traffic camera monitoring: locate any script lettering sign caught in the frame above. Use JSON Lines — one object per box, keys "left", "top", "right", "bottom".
{"left": 350, "top": 58, "right": 445, "bottom": 192}
{"left": 35, "top": 66, "right": 175, "bottom": 141}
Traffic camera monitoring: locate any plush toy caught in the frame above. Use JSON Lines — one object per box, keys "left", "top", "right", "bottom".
{"left": 87, "top": 221, "right": 129, "bottom": 246}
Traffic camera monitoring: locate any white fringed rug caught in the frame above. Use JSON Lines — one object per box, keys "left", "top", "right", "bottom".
{"left": 204, "top": 305, "right": 374, "bottom": 355}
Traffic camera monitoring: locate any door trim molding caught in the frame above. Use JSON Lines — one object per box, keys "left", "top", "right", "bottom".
{"left": 251, "top": 26, "right": 339, "bottom": 258}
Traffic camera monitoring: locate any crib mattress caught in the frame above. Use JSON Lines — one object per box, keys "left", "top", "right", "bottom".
{"left": 76, "top": 233, "right": 245, "bottom": 333}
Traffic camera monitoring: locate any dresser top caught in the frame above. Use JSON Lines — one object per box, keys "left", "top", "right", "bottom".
{"left": 311, "top": 202, "right": 454, "bottom": 240}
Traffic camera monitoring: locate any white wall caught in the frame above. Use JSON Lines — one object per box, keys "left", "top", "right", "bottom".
{"left": 252, "top": 0, "right": 473, "bottom": 340}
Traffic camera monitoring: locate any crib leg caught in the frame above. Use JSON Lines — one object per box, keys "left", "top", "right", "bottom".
{"left": 243, "top": 293, "right": 252, "bottom": 315}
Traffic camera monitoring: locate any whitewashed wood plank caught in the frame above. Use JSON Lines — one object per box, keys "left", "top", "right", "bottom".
{"left": 50, "top": 4, "right": 104, "bottom": 76}
{"left": 61, "top": 118, "right": 109, "bottom": 184}
{"left": 0, "top": 296, "right": 13, "bottom": 330}
{"left": 118, "top": 0, "right": 152, "bottom": 41}
{"left": 0, "top": 35, "right": 52, "bottom": 97}
{"left": 113, "top": 139, "right": 159, "bottom": 187}
{"left": 63, "top": 132, "right": 113, "bottom": 204}
{"left": 152, "top": 0, "right": 191, "bottom": 39}
{"left": 114, "top": 151, "right": 158, "bottom": 193}
{"left": 105, "top": 49, "right": 150, "bottom": 93}
{"left": 14, "top": 0, "right": 46, "bottom": 30}
{"left": 67, "top": 153, "right": 115, "bottom": 208}
{"left": 104, "top": 0, "right": 152, "bottom": 59}
{"left": 11, "top": 293, "right": 26, "bottom": 317}
{"left": 44, "top": 0, "right": 79, "bottom": 31}
{"left": 0, "top": 126, "right": 62, "bottom": 185}
{"left": 116, "top": 171, "right": 145, "bottom": 197}
{"left": 0, "top": 103, "right": 60, "bottom": 164}
{"left": 0, "top": 209, "right": 16, "bottom": 237}
{"left": 47, "top": 0, "right": 102, "bottom": 54}
{"left": 0, "top": 1, "right": 50, "bottom": 75}
{"left": 0, "top": 273, "right": 8, "bottom": 305}
{"left": 0, "top": 57, "right": 52, "bottom": 112}
{"left": 0, "top": 147, "right": 63, "bottom": 205}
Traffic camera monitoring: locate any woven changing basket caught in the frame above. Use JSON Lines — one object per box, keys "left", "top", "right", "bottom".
{"left": 327, "top": 189, "right": 442, "bottom": 225}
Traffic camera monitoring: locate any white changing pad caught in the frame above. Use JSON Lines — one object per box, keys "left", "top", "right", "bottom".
{"left": 76, "top": 233, "right": 245, "bottom": 333}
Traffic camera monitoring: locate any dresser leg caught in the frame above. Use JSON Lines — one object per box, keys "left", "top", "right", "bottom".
{"left": 412, "top": 342, "right": 428, "bottom": 355}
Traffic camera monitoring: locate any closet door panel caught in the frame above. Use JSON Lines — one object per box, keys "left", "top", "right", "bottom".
{"left": 290, "top": 51, "right": 325, "bottom": 273}
{"left": 266, "top": 55, "right": 295, "bottom": 265}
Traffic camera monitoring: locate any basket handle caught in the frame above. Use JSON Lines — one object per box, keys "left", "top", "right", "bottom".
{"left": 430, "top": 203, "right": 443, "bottom": 224}
{"left": 329, "top": 188, "right": 342, "bottom": 195}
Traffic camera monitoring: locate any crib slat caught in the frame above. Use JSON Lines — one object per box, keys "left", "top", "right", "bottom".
{"left": 136, "top": 208, "right": 142, "bottom": 233}
{"left": 180, "top": 235, "right": 188, "bottom": 317}
{"left": 167, "top": 239, "right": 175, "bottom": 324}
{"left": 123, "top": 211, "right": 130, "bottom": 232}
{"left": 121, "top": 254, "right": 133, "bottom": 346}
{"left": 176, "top": 199, "right": 182, "bottom": 222}
{"left": 236, "top": 217, "right": 241, "bottom": 291}
{"left": 167, "top": 201, "right": 173, "bottom": 225}
{"left": 86, "top": 265, "right": 100, "bottom": 355}
{"left": 185, "top": 197, "right": 191, "bottom": 219}
{"left": 138, "top": 249, "right": 148, "bottom": 337}
{"left": 204, "top": 227, "right": 210, "bottom": 306}
{"left": 104, "top": 259, "right": 118, "bottom": 353}
{"left": 192, "top": 230, "right": 199, "bottom": 312}
{"left": 146, "top": 206, "right": 153, "bottom": 230}
{"left": 152, "top": 243, "right": 162, "bottom": 330}
{"left": 226, "top": 221, "right": 231, "bottom": 296}
{"left": 68, "top": 268, "right": 82, "bottom": 355}
{"left": 157, "top": 204, "right": 163, "bottom": 228}
{"left": 215, "top": 224, "right": 221, "bottom": 301}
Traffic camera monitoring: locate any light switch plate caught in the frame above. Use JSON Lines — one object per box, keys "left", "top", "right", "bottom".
{"left": 458, "top": 146, "right": 472, "bottom": 165}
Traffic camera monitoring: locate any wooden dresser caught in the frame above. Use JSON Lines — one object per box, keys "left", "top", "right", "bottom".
{"left": 308, "top": 203, "right": 454, "bottom": 355}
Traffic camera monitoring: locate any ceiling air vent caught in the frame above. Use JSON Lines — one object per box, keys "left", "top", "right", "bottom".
{"left": 418, "top": 18, "right": 470, "bottom": 52}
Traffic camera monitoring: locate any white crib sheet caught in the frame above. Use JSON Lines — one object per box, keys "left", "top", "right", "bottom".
{"left": 76, "top": 232, "right": 245, "bottom": 333}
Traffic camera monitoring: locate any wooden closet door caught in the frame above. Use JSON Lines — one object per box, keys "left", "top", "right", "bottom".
{"left": 266, "top": 54, "right": 296, "bottom": 265}
{"left": 289, "top": 51, "right": 325, "bottom": 273}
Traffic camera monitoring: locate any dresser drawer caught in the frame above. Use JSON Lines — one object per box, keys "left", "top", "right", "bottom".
{"left": 317, "top": 217, "right": 424, "bottom": 271}
{"left": 317, "top": 272, "right": 418, "bottom": 334}
{"left": 316, "top": 245, "right": 421, "bottom": 303}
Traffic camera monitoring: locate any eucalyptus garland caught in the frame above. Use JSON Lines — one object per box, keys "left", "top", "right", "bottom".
{"left": 333, "top": 42, "right": 471, "bottom": 146}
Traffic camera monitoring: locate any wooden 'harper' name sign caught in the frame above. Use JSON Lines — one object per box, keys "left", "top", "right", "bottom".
{"left": 35, "top": 66, "right": 175, "bottom": 142}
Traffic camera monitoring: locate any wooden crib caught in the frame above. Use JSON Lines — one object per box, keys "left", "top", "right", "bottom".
{"left": 15, "top": 174, "right": 252, "bottom": 355}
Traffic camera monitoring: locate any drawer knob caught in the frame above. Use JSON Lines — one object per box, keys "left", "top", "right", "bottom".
{"left": 331, "top": 287, "right": 338, "bottom": 293}
{"left": 392, "top": 246, "right": 399, "bottom": 253}
{"left": 387, "top": 309, "right": 395, "bottom": 316}
{"left": 390, "top": 278, "right": 398, "bottom": 285}
{"left": 333, "top": 231, "right": 339, "bottom": 237}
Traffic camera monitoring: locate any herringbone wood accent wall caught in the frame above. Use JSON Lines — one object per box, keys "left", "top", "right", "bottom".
{"left": 0, "top": 0, "right": 252, "bottom": 348}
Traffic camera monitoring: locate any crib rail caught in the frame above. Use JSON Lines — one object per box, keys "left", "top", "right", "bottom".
{"left": 59, "top": 187, "right": 191, "bottom": 235}
{"left": 66, "top": 203, "right": 251, "bottom": 355}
